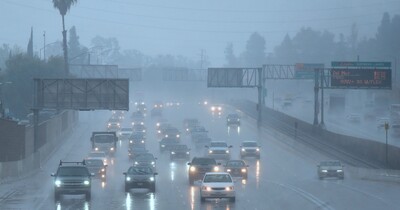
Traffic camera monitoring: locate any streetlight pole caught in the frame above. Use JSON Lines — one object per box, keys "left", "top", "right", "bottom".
{"left": 384, "top": 122, "right": 389, "bottom": 167}
{"left": 43, "top": 31, "right": 46, "bottom": 61}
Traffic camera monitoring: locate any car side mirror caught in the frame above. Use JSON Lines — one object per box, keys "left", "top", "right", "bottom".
{"left": 246, "top": 165, "right": 249, "bottom": 167}
{"left": 205, "top": 146, "right": 209, "bottom": 148}
{"left": 187, "top": 163, "right": 191, "bottom": 165}
{"left": 217, "top": 163, "right": 221, "bottom": 165}
{"left": 51, "top": 173, "right": 55, "bottom": 177}
{"left": 90, "top": 173, "right": 95, "bottom": 177}
{"left": 154, "top": 173, "right": 158, "bottom": 175}
{"left": 123, "top": 172, "right": 127, "bottom": 175}
{"left": 229, "top": 145, "right": 233, "bottom": 148}
{"left": 155, "top": 157, "right": 158, "bottom": 160}
{"left": 104, "top": 164, "right": 108, "bottom": 167}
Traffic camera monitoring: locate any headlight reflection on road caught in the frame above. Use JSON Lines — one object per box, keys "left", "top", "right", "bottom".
{"left": 101, "top": 181, "right": 106, "bottom": 188}
{"left": 256, "top": 160, "right": 260, "bottom": 187}
{"left": 126, "top": 193, "right": 132, "bottom": 210}
{"left": 190, "top": 186, "right": 195, "bottom": 210}
{"left": 56, "top": 201, "right": 89, "bottom": 210}
{"left": 149, "top": 193, "right": 155, "bottom": 210}
{"left": 170, "top": 162, "right": 176, "bottom": 181}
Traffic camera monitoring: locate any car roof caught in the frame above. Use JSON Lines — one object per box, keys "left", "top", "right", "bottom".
{"left": 204, "top": 172, "right": 230, "bottom": 175}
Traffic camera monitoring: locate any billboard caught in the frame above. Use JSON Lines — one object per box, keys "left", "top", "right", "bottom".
{"left": 294, "top": 63, "right": 324, "bottom": 79}
{"left": 330, "top": 68, "right": 391, "bottom": 89}
{"left": 207, "top": 68, "right": 259, "bottom": 88}
{"left": 34, "top": 79, "right": 129, "bottom": 110}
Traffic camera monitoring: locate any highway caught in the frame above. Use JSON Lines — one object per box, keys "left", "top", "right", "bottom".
{"left": 0, "top": 98, "right": 399, "bottom": 210}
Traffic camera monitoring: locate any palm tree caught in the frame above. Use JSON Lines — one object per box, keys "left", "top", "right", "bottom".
{"left": 52, "top": 0, "right": 78, "bottom": 76}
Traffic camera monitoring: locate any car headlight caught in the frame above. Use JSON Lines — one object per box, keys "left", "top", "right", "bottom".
{"left": 161, "top": 145, "right": 165, "bottom": 147}
{"left": 186, "top": 152, "right": 190, "bottom": 154}
{"left": 337, "top": 169, "right": 343, "bottom": 172}
{"left": 84, "top": 180, "right": 90, "bottom": 185}
{"left": 95, "top": 147, "right": 99, "bottom": 151}
{"left": 151, "top": 161, "right": 155, "bottom": 165}
{"left": 171, "top": 152, "right": 176, "bottom": 155}
{"left": 143, "top": 130, "right": 146, "bottom": 132}
{"left": 157, "top": 130, "right": 161, "bottom": 134}
{"left": 211, "top": 107, "right": 215, "bottom": 111}
{"left": 190, "top": 166, "right": 196, "bottom": 172}
{"left": 141, "top": 140, "right": 145, "bottom": 143}
{"left": 165, "top": 134, "right": 169, "bottom": 138}
{"left": 256, "top": 148, "right": 260, "bottom": 152}
{"left": 241, "top": 168, "right": 247, "bottom": 173}
{"left": 209, "top": 150, "right": 213, "bottom": 154}
{"left": 126, "top": 177, "right": 131, "bottom": 182}
{"left": 101, "top": 168, "right": 105, "bottom": 172}
{"left": 176, "top": 134, "right": 180, "bottom": 138}
{"left": 110, "top": 147, "right": 114, "bottom": 151}
{"left": 55, "top": 180, "right": 62, "bottom": 187}
{"left": 101, "top": 174, "right": 105, "bottom": 178}
{"left": 149, "top": 177, "right": 155, "bottom": 182}
{"left": 134, "top": 161, "right": 138, "bottom": 165}
{"left": 321, "top": 170, "right": 328, "bottom": 173}
{"left": 218, "top": 107, "right": 222, "bottom": 111}
{"left": 156, "top": 123, "right": 160, "bottom": 127}
{"left": 227, "top": 169, "right": 231, "bottom": 172}
{"left": 213, "top": 166, "right": 219, "bottom": 171}
{"left": 202, "top": 186, "right": 212, "bottom": 191}
{"left": 225, "top": 186, "right": 233, "bottom": 191}
{"left": 108, "top": 123, "right": 111, "bottom": 126}
{"left": 225, "top": 150, "right": 229, "bottom": 154}
{"left": 130, "top": 140, "right": 133, "bottom": 143}
{"left": 186, "top": 128, "right": 189, "bottom": 132}
{"left": 241, "top": 148, "right": 245, "bottom": 152}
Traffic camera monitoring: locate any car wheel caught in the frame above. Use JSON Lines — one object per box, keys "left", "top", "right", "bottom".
{"left": 85, "top": 192, "right": 91, "bottom": 201}
{"left": 150, "top": 184, "right": 156, "bottom": 192}
{"left": 54, "top": 192, "right": 60, "bottom": 202}
{"left": 200, "top": 196, "right": 206, "bottom": 202}
{"left": 230, "top": 197, "right": 236, "bottom": 202}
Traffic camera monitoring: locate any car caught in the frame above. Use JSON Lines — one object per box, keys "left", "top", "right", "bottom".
{"left": 190, "top": 126, "right": 211, "bottom": 143}
{"left": 159, "top": 137, "right": 180, "bottom": 152}
{"left": 133, "top": 124, "right": 146, "bottom": 134}
{"left": 107, "top": 118, "right": 121, "bottom": 131}
{"left": 118, "top": 127, "right": 133, "bottom": 139}
{"left": 123, "top": 166, "right": 158, "bottom": 192}
{"left": 84, "top": 158, "right": 107, "bottom": 181}
{"left": 210, "top": 105, "right": 222, "bottom": 116}
{"left": 224, "top": 160, "right": 248, "bottom": 179}
{"left": 133, "top": 153, "right": 157, "bottom": 169}
{"left": 390, "top": 124, "right": 400, "bottom": 136}
{"left": 128, "top": 146, "right": 148, "bottom": 160}
{"left": 226, "top": 114, "right": 240, "bottom": 126}
{"left": 136, "top": 103, "right": 147, "bottom": 114}
{"left": 112, "top": 110, "right": 125, "bottom": 120}
{"left": 156, "top": 123, "right": 172, "bottom": 137}
{"left": 200, "top": 172, "right": 235, "bottom": 202}
{"left": 187, "top": 157, "right": 220, "bottom": 185}
{"left": 169, "top": 144, "right": 191, "bottom": 160}
{"left": 206, "top": 141, "right": 232, "bottom": 161}
{"left": 87, "top": 151, "right": 108, "bottom": 165}
{"left": 346, "top": 114, "right": 361, "bottom": 123}
{"left": 128, "top": 132, "right": 146, "bottom": 146}
{"left": 51, "top": 161, "right": 94, "bottom": 201}
{"left": 183, "top": 118, "right": 199, "bottom": 133}
{"left": 162, "top": 127, "right": 181, "bottom": 139}
{"left": 317, "top": 160, "right": 344, "bottom": 179}
{"left": 131, "top": 111, "right": 145, "bottom": 123}
{"left": 240, "top": 141, "right": 261, "bottom": 159}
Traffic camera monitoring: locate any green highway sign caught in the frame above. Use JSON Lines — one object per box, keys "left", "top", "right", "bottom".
{"left": 331, "top": 61, "right": 391, "bottom": 68}
{"left": 294, "top": 63, "right": 324, "bottom": 79}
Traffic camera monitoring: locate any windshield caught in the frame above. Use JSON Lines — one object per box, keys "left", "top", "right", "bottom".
{"left": 94, "top": 135, "right": 114, "bottom": 143}
{"left": 210, "top": 142, "right": 227, "bottom": 147}
{"left": 192, "top": 158, "right": 216, "bottom": 165}
{"left": 128, "top": 167, "right": 153, "bottom": 175}
{"left": 85, "top": 159, "right": 103, "bottom": 166}
{"left": 320, "top": 161, "right": 341, "bottom": 166}
{"left": 57, "top": 167, "right": 89, "bottom": 176}
{"left": 88, "top": 152, "right": 106, "bottom": 158}
{"left": 242, "top": 142, "right": 258, "bottom": 147}
{"left": 203, "top": 174, "right": 232, "bottom": 183}
{"left": 136, "top": 154, "right": 154, "bottom": 160}
{"left": 121, "top": 128, "right": 132, "bottom": 132}
{"left": 226, "top": 161, "right": 245, "bottom": 167}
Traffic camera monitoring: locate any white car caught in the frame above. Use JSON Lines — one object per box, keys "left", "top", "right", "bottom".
{"left": 87, "top": 151, "right": 108, "bottom": 165}
{"left": 206, "top": 141, "right": 232, "bottom": 160}
{"left": 200, "top": 172, "right": 235, "bottom": 202}
{"left": 118, "top": 127, "right": 133, "bottom": 139}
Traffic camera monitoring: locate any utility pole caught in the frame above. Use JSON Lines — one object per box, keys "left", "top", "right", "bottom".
{"left": 200, "top": 49, "right": 205, "bottom": 69}
{"left": 385, "top": 122, "right": 389, "bottom": 167}
{"left": 43, "top": 31, "right": 46, "bottom": 61}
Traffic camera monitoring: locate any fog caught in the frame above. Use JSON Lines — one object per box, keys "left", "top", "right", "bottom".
{"left": 1, "top": 0, "right": 399, "bottom": 65}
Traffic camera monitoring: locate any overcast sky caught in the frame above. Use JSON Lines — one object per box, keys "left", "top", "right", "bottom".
{"left": 1, "top": 0, "right": 399, "bottom": 66}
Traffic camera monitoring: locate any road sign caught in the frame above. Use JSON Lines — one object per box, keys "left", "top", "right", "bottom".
{"left": 295, "top": 63, "right": 324, "bottom": 79}
{"left": 331, "top": 61, "right": 391, "bottom": 68}
{"left": 330, "top": 68, "right": 392, "bottom": 89}
{"left": 207, "top": 68, "right": 259, "bottom": 88}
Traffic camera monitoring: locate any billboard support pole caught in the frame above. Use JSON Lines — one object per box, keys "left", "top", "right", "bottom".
{"left": 313, "top": 69, "right": 319, "bottom": 126}
{"left": 257, "top": 67, "right": 263, "bottom": 127}
{"left": 320, "top": 69, "right": 325, "bottom": 128}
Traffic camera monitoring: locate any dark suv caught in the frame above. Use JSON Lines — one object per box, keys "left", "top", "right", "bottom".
{"left": 51, "top": 161, "right": 94, "bottom": 201}
{"left": 187, "top": 157, "right": 220, "bottom": 185}
{"left": 123, "top": 166, "right": 158, "bottom": 192}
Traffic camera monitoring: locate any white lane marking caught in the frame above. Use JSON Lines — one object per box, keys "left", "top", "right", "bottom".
{"left": 269, "top": 181, "right": 335, "bottom": 210}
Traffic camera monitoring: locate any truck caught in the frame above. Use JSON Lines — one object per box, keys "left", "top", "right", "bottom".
{"left": 90, "top": 132, "right": 118, "bottom": 155}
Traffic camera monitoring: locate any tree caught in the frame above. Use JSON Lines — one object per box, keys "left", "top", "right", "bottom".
{"left": 52, "top": 0, "right": 78, "bottom": 75}
{"left": 91, "top": 36, "right": 121, "bottom": 64}
{"left": 68, "top": 26, "right": 88, "bottom": 64}
{"left": 243, "top": 32, "right": 266, "bottom": 66}
{"left": 274, "top": 34, "right": 297, "bottom": 63}
{"left": 27, "top": 27, "right": 33, "bottom": 57}
{"left": 224, "top": 43, "right": 237, "bottom": 67}
{"left": 348, "top": 23, "right": 358, "bottom": 56}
